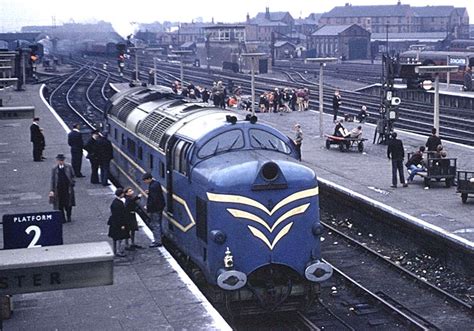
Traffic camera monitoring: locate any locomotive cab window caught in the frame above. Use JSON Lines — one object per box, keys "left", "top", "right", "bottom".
{"left": 198, "top": 129, "right": 244, "bottom": 159}
{"left": 172, "top": 140, "right": 191, "bottom": 175}
{"left": 249, "top": 129, "right": 291, "bottom": 154}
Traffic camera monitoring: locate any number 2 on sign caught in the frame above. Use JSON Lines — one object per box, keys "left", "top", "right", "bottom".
{"left": 25, "top": 225, "right": 42, "bottom": 248}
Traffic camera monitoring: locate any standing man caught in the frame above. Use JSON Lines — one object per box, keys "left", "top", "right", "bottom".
{"left": 294, "top": 124, "right": 303, "bottom": 161}
{"left": 425, "top": 127, "right": 442, "bottom": 158}
{"left": 30, "top": 117, "right": 43, "bottom": 162}
{"left": 67, "top": 123, "right": 85, "bottom": 177}
{"left": 84, "top": 130, "right": 100, "bottom": 184}
{"left": 142, "top": 172, "right": 165, "bottom": 247}
{"left": 387, "top": 132, "right": 408, "bottom": 188}
{"left": 49, "top": 154, "right": 76, "bottom": 223}
{"left": 97, "top": 133, "right": 114, "bottom": 186}
{"left": 332, "top": 90, "right": 342, "bottom": 123}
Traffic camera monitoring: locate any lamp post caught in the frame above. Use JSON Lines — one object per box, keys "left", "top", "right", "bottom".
{"left": 305, "top": 57, "right": 338, "bottom": 137}
{"left": 415, "top": 65, "right": 458, "bottom": 133}
{"left": 241, "top": 53, "right": 266, "bottom": 116}
{"left": 172, "top": 50, "right": 193, "bottom": 86}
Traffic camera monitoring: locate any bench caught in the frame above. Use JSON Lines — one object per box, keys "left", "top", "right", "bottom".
{"left": 457, "top": 171, "right": 474, "bottom": 203}
{"left": 325, "top": 134, "right": 367, "bottom": 152}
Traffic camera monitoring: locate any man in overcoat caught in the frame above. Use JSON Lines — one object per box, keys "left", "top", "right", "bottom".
{"left": 30, "top": 117, "right": 43, "bottom": 161}
{"left": 49, "top": 154, "right": 76, "bottom": 222}
{"left": 67, "top": 123, "right": 85, "bottom": 177}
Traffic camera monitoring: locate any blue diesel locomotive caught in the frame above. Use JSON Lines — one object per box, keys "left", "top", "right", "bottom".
{"left": 105, "top": 85, "right": 332, "bottom": 310}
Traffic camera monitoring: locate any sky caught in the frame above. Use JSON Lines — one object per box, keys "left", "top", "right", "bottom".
{"left": 0, "top": 0, "right": 472, "bottom": 37}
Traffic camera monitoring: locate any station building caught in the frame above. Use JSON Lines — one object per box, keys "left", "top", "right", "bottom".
{"left": 308, "top": 24, "right": 371, "bottom": 60}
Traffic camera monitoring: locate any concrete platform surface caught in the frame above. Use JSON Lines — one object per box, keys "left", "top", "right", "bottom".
{"left": 0, "top": 85, "right": 230, "bottom": 330}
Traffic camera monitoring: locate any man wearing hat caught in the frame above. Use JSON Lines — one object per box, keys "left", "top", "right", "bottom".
{"left": 49, "top": 154, "right": 76, "bottom": 223}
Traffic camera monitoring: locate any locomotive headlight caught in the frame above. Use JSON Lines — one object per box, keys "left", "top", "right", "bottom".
{"left": 210, "top": 230, "right": 227, "bottom": 244}
{"left": 312, "top": 223, "right": 324, "bottom": 236}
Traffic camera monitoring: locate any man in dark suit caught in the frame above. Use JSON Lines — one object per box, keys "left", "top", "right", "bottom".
{"left": 67, "top": 123, "right": 85, "bottom": 177}
{"left": 96, "top": 133, "right": 114, "bottom": 186}
{"left": 387, "top": 132, "right": 408, "bottom": 188}
{"left": 84, "top": 130, "right": 101, "bottom": 184}
{"left": 30, "top": 117, "right": 43, "bottom": 161}
{"left": 142, "top": 172, "right": 165, "bottom": 247}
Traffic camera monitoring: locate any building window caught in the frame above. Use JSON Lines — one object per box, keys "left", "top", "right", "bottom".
{"left": 121, "top": 134, "right": 125, "bottom": 145}
{"left": 114, "top": 128, "right": 118, "bottom": 140}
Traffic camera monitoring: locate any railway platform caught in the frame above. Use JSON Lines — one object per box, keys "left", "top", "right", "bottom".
{"left": 253, "top": 108, "right": 474, "bottom": 256}
{"left": 0, "top": 85, "right": 229, "bottom": 330}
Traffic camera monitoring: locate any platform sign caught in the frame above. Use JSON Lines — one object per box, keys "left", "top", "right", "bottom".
{"left": 0, "top": 242, "right": 114, "bottom": 296}
{"left": 2, "top": 211, "right": 63, "bottom": 249}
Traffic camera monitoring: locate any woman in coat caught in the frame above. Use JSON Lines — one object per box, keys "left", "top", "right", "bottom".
{"left": 108, "top": 188, "right": 130, "bottom": 257}
{"left": 49, "top": 154, "right": 75, "bottom": 223}
{"left": 124, "top": 187, "right": 143, "bottom": 250}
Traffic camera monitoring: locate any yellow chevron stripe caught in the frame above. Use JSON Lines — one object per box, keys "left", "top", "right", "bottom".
{"left": 207, "top": 187, "right": 318, "bottom": 215}
{"left": 227, "top": 203, "right": 309, "bottom": 233}
{"left": 271, "top": 203, "right": 309, "bottom": 231}
{"left": 227, "top": 209, "right": 271, "bottom": 232}
{"left": 248, "top": 222, "right": 294, "bottom": 250}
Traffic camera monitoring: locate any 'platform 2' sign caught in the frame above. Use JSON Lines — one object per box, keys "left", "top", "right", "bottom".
{"left": 2, "top": 211, "right": 63, "bottom": 249}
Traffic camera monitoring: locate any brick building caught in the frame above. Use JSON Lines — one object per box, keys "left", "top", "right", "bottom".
{"left": 308, "top": 24, "right": 371, "bottom": 60}
{"left": 319, "top": 3, "right": 469, "bottom": 39}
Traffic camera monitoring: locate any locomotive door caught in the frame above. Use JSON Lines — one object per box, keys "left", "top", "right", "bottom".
{"left": 165, "top": 137, "right": 177, "bottom": 214}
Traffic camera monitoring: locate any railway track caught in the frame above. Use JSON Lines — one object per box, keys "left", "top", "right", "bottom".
{"left": 46, "top": 62, "right": 121, "bottom": 131}
{"left": 321, "top": 223, "right": 472, "bottom": 330}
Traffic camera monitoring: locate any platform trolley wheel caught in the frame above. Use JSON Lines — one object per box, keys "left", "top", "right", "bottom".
{"left": 424, "top": 178, "right": 430, "bottom": 188}
{"left": 358, "top": 141, "right": 364, "bottom": 153}
{"left": 445, "top": 178, "right": 452, "bottom": 188}
{"left": 325, "top": 139, "right": 331, "bottom": 149}
{"left": 461, "top": 193, "right": 468, "bottom": 204}
{"left": 339, "top": 141, "right": 345, "bottom": 152}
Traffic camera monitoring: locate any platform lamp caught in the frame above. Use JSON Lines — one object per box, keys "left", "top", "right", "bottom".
{"left": 241, "top": 53, "right": 266, "bottom": 116}
{"left": 172, "top": 50, "right": 193, "bottom": 86}
{"left": 415, "top": 65, "right": 458, "bottom": 134}
{"left": 305, "top": 57, "right": 338, "bottom": 137}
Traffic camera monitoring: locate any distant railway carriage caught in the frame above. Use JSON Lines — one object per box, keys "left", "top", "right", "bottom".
{"left": 400, "top": 50, "right": 474, "bottom": 84}
{"left": 105, "top": 85, "right": 332, "bottom": 311}
{"left": 449, "top": 39, "right": 474, "bottom": 52}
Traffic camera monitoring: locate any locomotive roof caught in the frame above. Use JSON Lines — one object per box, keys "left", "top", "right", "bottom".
{"left": 108, "top": 86, "right": 246, "bottom": 147}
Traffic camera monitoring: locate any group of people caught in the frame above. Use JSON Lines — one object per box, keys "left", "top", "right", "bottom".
{"left": 258, "top": 87, "right": 310, "bottom": 113}
{"left": 30, "top": 119, "right": 167, "bottom": 258}
{"left": 108, "top": 173, "right": 165, "bottom": 257}
{"left": 387, "top": 127, "right": 447, "bottom": 189}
